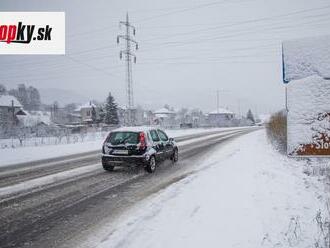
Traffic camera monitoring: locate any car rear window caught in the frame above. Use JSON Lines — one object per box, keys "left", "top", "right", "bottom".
{"left": 106, "top": 132, "right": 140, "bottom": 145}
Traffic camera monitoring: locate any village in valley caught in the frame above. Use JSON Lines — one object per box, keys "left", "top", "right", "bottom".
{"left": 1, "top": 1, "right": 330, "bottom": 247}
{"left": 0, "top": 83, "right": 259, "bottom": 148}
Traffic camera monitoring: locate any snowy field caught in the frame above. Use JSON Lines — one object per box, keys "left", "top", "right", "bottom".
{"left": 0, "top": 127, "right": 243, "bottom": 167}
{"left": 85, "top": 130, "right": 329, "bottom": 248}
{"left": 0, "top": 131, "right": 108, "bottom": 149}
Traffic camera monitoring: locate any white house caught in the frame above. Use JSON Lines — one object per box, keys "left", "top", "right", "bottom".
{"left": 208, "top": 108, "right": 235, "bottom": 127}
{"left": 0, "top": 95, "right": 26, "bottom": 128}
{"left": 154, "top": 107, "right": 176, "bottom": 118}
{"left": 153, "top": 107, "right": 176, "bottom": 128}
{"left": 74, "top": 101, "right": 97, "bottom": 123}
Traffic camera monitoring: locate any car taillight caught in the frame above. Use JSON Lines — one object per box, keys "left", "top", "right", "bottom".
{"left": 139, "top": 132, "right": 146, "bottom": 150}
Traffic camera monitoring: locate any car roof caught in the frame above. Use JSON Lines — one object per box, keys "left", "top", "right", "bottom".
{"left": 111, "top": 126, "right": 163, "bottom": 133}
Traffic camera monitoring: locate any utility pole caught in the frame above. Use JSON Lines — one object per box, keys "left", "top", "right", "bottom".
{"left": 117, "top": 13, "right": 138, "bottom": 126}
{"left": 11, "top": 100, "right": 15, "bottom": 147}
{"left": 11, "top": 100, "right": 15, "bottom": 125}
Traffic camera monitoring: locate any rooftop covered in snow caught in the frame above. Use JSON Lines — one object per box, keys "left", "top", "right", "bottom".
{"left": 75, "top": 101, "right": 96, "bottom": 111}
{"left": 282, "top": 35, "right": 330, "bottom": 83}
{"left": 0, "top": 95, "right": 22, "bottom": 108}
{"left": 208, "top": 108, "right": 234, "bottom": 115}
{"left": 153, "top": 107, "right": 176, "bottom": 115}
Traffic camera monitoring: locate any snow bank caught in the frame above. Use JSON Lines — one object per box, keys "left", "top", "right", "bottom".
{"left": 283, "top": 35, "right": 330, "bottom": 82}
{"left": 0, "top": 140, "right": 103, "bottom": 167}
{"left": 84, "top": 130, "right": 326, "bottom": 248}
{"left": 287, "top": 75, "right": 330, "bottom": 155}
{"left": 0, "top": 131, "right": 108, "bottom": 149}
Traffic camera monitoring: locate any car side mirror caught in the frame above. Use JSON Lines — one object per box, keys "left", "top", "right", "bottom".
{"left": 169, "top": 137, "right": 174, "bottom": 142}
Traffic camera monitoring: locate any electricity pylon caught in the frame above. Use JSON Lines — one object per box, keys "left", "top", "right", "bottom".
{"left": 117, "top": 13, "right": 138, "bottom": 126}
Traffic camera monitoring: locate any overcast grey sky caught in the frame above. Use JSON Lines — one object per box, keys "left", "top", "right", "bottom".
{"left": 1, "top": 0, "right": 330, "bottom": 115}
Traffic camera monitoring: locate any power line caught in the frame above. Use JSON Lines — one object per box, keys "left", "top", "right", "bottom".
{"left": 131, "top": 0, "right": 255, "bottom": 14}
{"left": 2, "top": 5, "right": 329, "bottom": 69}
{"left": 135, "top": 0, "right": 256, "bottom": 23}
{"left": 65, "top": 56, "right": 118, "bottom": 77}
{"left": 140, "top": 6, "right": 330, "bottom": 46}
{"left": 1, "top": 3, "right": 329, "bottom": 87}
{"left": 65, "top": 0, "right": 255, "bottom": 39}
{"left": 139, "top": 14, "right": 330, "bottom": 52}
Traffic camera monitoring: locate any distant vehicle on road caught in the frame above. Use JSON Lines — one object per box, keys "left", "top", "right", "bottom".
{"left": 101, "top": 127, "right": 178, "bottom": 173}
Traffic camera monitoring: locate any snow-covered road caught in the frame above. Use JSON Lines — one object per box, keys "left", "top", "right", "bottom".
{"left": 89, "top": 130, "right": 326, "bottom": 248}
{"left": 0, "top": 127, "right": 250, "bottom": 168}
{"left": 0, "top": 129, "right": 242, "bottom": 197}
{"left": 0, "top": 127, "right": 255, "bottom": 248}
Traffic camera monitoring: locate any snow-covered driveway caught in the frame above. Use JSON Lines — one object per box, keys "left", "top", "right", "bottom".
{"left": 91, "top": 130, "right": 325, "bottom": 248}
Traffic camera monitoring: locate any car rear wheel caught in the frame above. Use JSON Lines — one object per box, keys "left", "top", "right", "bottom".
{"left": 145, "top": 156, "right": 156, "bottom": 173}
{"left": 102, "top": 161, "right": 114, "bottom": 172}
{"left": 171, "top": 148, "right": 178, "bottom": 163}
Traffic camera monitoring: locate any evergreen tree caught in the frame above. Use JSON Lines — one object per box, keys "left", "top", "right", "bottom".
{"left": 104, "top": 92, "right": 119, "bottom": 125}
{"left": 246, "top": 109, "right": 255, "bottom": 124}
{"left": 98, "top": 106, "right": 105, "bottom": 123}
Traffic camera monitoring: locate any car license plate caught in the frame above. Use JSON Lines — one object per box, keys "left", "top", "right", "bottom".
{"left": 112, "top": 149, "right": 128, "bottom": 155}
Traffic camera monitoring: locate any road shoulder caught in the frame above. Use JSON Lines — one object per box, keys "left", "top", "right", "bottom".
{"left": 84, "top": 129, "right": 327, "bottom": 248}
